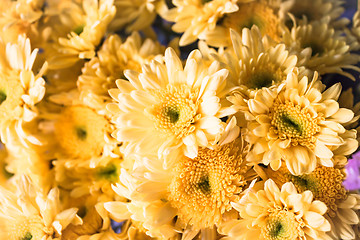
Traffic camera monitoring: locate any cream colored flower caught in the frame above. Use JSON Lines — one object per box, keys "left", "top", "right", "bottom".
{"left": 222, "top": 27, "right": 298, "bottom": 93}
{"left": 41, "top": 88, "right": 120, "bottom": 167}
{"left": 282, "top": 20, "right": 360, "bottom": 80}
{"left": 162, "top": 0, "right": 243, "bottom": 46}
{"left": 260, "top": 164, "right": 360, "bottom": 239}
{"left": 0, "top": 175, "right": 82, "bottom": 240}
{"left": 108, "top": 47, "right": 236, "bottom": 164}
{"left": 105, "top": 134, "right": 256, "bottom": 238}
{"left": 205, "top": 0, "right": 282, "bottom": 47}
{"left": 48, "top": 0, "right": 116, "bottom": 69}
{"left": 219, "top": 179, "right": 331, "bottom": 239}
{"left": 0, "top": 34, "right": 47, "bottom": 148}
{"left": 78, "top": 32, "right": 164, "bottom": 110}
{"left": 231, "top": 70, "right": 356, "bottom": 175}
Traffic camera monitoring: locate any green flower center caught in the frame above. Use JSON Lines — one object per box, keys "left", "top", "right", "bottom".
{"left": 96, "top": 163, "right": 119, "bottom": 183}
{"left": 75, "top": 126, "right": 87, "bottom": 140}
{"left": 197, "top": 174, "right": 211, "bottom": 195}
{"left": 269, "top": 221, "right": 284, "bottom": 238}
{"left": 270, "top": 101, "right": 321, "bottom": 147}
{"left": 248, "top": 71, "right": 276, "bottom": 89}
{"left": 73, "top": 25, "right": 84, "bottom": 35}
{"left": 289, "top": 174, "right": 318, "bottom": 193}
{"left": 240, "top": 16, "right": 264, "bottom": 31}
{"left": 302, "top": 42, "right": 324, "bottom": 57}
{"left": 163, "top": 106, "right": 180, "bottom": 124}
{"left": 21, "top": 232, "right": 33, "bottom": 240}
{"left": 264, "top": 210, "right": 300, "bottom": 240}
{"left": 0, "top": 90, "right": 6, "bottom": 104}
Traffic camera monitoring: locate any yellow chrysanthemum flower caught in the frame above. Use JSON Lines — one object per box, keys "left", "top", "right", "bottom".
{"left": 42, "top": 89, "right": 119, "bottom": 167}
{"left": 0, "top": 34, "right": 47, "bottom": 148}
{"left": 105, "top": 132, "right": 256, "bottom": 238}
{"left": 205, "top": 0, "right": 282, "bottom": 47}
{"left": 282, "top": 20, "right": 360, "bottom": 80}
{"left": 0, "top": 175, "right": 82, "bottom": 240}
{"left": 78, "top": 32, "right": 164, "bottom": 109}
{"left": 219, "top": 179, "right": 331, "bottom": 239}
{"left": 108, "top": 48, "right": 237, "bottom": 164}
{"left": 162, "top": 0, "right": 244, "bottom": 46}
{"left": 260, "top": 165, "right": 360, "bottom": 240}
{"left": 231, "top": 70, "right": 356, "bottom": 175}
{"left": 48, "top": 0, "right": 116, "bottom": 69}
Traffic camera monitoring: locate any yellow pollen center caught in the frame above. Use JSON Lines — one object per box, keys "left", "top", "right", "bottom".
{"left": 169, "top": 139, "right": 252, "bottom": 229}
{"left": 244, "top": 64, "right": 285, "bottom": 90}
{"left": 55, "top": 106, "right": 110, "bottom": 159}
{"left": 263, "top": 210, "right": 301, "bottom": 240}
{"left": 9, "top": 216, "right": 45, "bottom": 240}
{"left": 149, "top": 84, "right": 200, "bottom": 139}
{"left": 270, "top": 101, "right": 322, "bottom": 147}
{"left": 223, "top": 2, "right": 280, "bottom": 42}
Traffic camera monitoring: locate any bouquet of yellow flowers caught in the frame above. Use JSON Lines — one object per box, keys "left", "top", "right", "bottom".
{"left": 0, "top": 0, "right": 360, "bottom": 239}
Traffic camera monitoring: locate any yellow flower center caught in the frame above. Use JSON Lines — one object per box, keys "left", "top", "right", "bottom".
{"left": 270, "top": 101, "right": 322, "bottom": 148}
{"left": 9, "top": 216, "right": 46, "bottom": 240}
{"left": 263, "top": 210, "right": 302, "bottom": 240}
{"left": 265, "top": 165, "right": 347, "bottom": 217}
{"left": 55, "top": 106, "right": 110, "bottom": 159}
{"left": 244, "top": 64, "right": 285, "bottom": 90}
{"left": 169, "top": 139, "right": 251, "bottom": 229}
{"left": 95, "top": 161, "right": 120, "bottom": 183}
{"left": 149, "top": 84, "right": 200, "bottom": 139}
{"left": 223, "top": 1, "right": 280, "bottom": 42}
{"left": 73, "top": 25, "right": 84, "bottom": 35}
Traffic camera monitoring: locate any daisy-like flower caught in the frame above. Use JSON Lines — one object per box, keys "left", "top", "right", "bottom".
{"left": 168, "top": 137, "right": 255, "bottom": 230}
{"left": 282, "top": 20, "right": 360, "bottom": 80}
{"left": 42, "top": 88, "right": 119, "bottom": 167}
{"left": 162, "top": 0, "right": 242, "bottom": 46}
{"left": 0, "top": 34, "right": 47, "bottom": 148}
{"left": 0, "top": 175, "right": 82, "bottom": 240}
{"left": 205, "top": 0, "right": 282, "bottom": 47}
{"left": 219, "top": 179, "right": 331, "bottom": 239}
{"left": 48, "top": 0, "right": 116, "bottom": 69}
{"left": 54, "top": 105, "right": 112, "bottom": 160}
{"left": 78, "top": 32, "right": 164, "bottom": 109}
{"left": 231, "top": 70, "right": 356, "bottom": 175}
{"left": 220, "top": 27, "right": 298, "bottom": 93}
{"left": 108, "top": 47, "right": 236, "bottom": 163}
{"left": 105, "top": 132, "right": 256, "bottom": 237}
{"left": 260, "top": 164, "right": 360, "bottom": 239}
